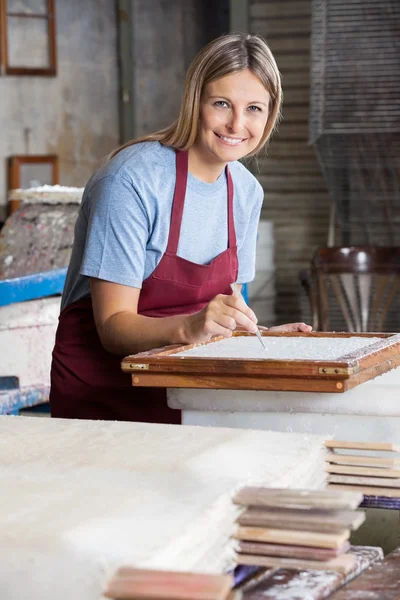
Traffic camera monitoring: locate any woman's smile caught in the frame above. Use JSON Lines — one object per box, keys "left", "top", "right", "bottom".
{"left": 214, "top": 132, "right": 247, "bottom": 146}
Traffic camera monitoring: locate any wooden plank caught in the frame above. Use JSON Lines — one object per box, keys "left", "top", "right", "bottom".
{"left": 257, "top": 174, "right": 326, "bottom": 192}
{"left": 326, "top": 464, "right": 400, "bottom": 478}
{"left": 273, "top": 122, "right": 310, "bottom": 140}
{"left": 237, "top": 540, "right": 350, "bottom": 561}
{"left": 325, "top": 441, "right": 400, "bottom": 452}
{"left": 328, "top": 484, "right": 400, "bottom": 499}
{"left": 344, "top": 354, "right": 400, "bottom": 392}
{"left": 264, "top": 214, "right": 328, "bottom": 227}
{"left": 254, "top": 156, "right": 319, "bottom": 174}
{"left": 275, "top": 87, "right": 310, "bottom": 107}
{"left": 328, "top": 547, "right": 400, "bottom": 600}
{"left": 104, "top": 568, "right": 233, "bottom": 600}
{"left": 128, "top": 372, "right": 349, "bottom": 393}
{"left": 237, "top": 507, "right": 365, "bottom": 532}
{"left": 326, "top": 454, "right": 400, "bottom": 468}
{"left": 273, "top": 53, "right": 309, "bottom": 70}
{"left": 252, "top": 17, "right": 311, "bottom": 36}
{"left": 250, "top": 1, "right": 311, "bottom": 19}
{"left": 266, "top": 140, "right": 316, "bottom": 157}
{"left": 242, "top": 545, "right": 384, "bottom": 600}
{"left": 328, "top": 475, "right": 400, "bottom": 489}
{"left": 272, "top": 214, "right": 330, "bottom": 227}
{"left": 236, "top": 552, "right": 356, "bottom": 575}
{"left": 234, "top": 526, "right": 349, "bottom": 549}
{"left": 262, "top": 193, "right": 331, "bottom": 206}
{"left": 232, "top": 487, "right": 363, "bottom": 511}
{"left": 267, "top": 36, "right": 311, "bottom": 54}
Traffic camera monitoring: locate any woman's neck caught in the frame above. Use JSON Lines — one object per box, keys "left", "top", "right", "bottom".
{"left": 187, "top": 146, "right": 226, "bottom": 183}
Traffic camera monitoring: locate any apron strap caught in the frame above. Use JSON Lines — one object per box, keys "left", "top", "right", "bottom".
{"left": 226, "top": 166, "right": 236, "bottom": 249}
{"left": 166, "top": 150, "right": 236, "bottom": 255}
{"left": 167, "top": 150, "right": 188, "bottom": 255}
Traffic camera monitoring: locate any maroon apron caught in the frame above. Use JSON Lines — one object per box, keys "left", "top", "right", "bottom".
{"left": 50, "top": 150, "right": 238, "bottom": 422}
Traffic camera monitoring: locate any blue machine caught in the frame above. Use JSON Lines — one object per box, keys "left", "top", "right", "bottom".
{"left": 0, "top": 268, "right": 67, "bottom": 414}
{"left": 0, "top": 376, "right": 50, "bottom": 415}
{"left": 0, "top": 267, "right": 67, "bottom": 307}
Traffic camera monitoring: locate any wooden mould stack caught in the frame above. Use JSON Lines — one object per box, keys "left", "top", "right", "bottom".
{"left": 232, "top": 487, "right": 365, "bottom": 574}
{"left": 326, "top": 440, "right": 400, "bottom": 499}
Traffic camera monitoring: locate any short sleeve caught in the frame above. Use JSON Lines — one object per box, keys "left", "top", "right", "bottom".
{"left": 237, "top": 183, "right": 263, "bottom": 284}
{"left": 80, "top": 174, "right": 149, "bottom": 288}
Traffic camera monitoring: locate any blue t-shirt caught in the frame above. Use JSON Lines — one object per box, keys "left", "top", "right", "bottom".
{"left": 61, "top": 141, "right": 264, "bottom": 311}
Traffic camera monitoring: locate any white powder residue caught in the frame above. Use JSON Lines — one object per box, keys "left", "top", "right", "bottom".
{"left": 173, "top": 336, "right": 381, "bottom": 361}
{"left": 0, "top": 417, "right": 328, "bottom": 600}
{"left": 247, "top": 569, "right": 340, "bottom": 600}
{"left": 8, "top": 185, "right": 84, "bottom": 205}
{"left": 12, "top": 184, "right": 83, "bottom": 193}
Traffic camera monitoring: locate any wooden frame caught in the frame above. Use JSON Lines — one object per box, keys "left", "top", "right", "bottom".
{"left": 0, "top": 0, "right": 57, "bottom": 76}
{"left": 7, "top": 154, "right": 59, "bottom": 214}
{"left": 121, "top": 331, "right": 400, "bottom": 393}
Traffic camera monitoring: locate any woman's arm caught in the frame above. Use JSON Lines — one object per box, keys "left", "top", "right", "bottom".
{"left": 91, "top": 279, "right": 259, "bottom": 355}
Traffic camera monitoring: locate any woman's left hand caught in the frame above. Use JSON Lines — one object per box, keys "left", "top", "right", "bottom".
{"left": 264, "top": 322, "right": 312, "bottom": 333}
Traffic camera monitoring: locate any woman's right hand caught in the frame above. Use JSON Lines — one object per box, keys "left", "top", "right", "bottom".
{"left": 182, "top": 293, "right": 259, "bottom": 345}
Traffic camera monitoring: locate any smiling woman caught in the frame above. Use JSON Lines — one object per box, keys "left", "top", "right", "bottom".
{"left": 50, "top": 33, "right": 311, "bottom": 423}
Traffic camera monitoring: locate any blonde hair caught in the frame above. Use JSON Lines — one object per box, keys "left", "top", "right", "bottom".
{"left": 109, "top": 32, "right": 282, "bottom": 159}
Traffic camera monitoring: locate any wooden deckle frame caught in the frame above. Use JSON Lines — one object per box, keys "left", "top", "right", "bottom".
{"left": 121, "top": 331, "right": 400, "bottom": 393}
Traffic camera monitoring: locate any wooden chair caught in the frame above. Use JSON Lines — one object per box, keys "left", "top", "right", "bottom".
{"left": 300, "top": 246, "right": 400, "bottom": 332}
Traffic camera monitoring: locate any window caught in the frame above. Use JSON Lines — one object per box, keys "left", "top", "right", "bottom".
{"left": 7, "top": 154, "right": 59, "bottom": 213}
{"left": 0, "top": 0, "right": 56, "bottom": 75}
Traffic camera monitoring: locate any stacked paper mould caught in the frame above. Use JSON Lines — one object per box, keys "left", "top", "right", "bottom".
{"left": 232, "top": 487, "right": 365, "bottom": 574}
{"left": 248, "top": 220, "right": 275, "bottom": 326}
{"left": 326, "top": 440, "right": 400, "bottom": 499}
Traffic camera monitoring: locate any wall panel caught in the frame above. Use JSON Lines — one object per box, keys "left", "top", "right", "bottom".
{"left": 250, "top": 0, "right": 330, "bottom": 323}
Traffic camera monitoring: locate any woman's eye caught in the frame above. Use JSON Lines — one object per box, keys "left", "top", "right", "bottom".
{"left": 214, "top": 100, "right": 228, "bottom": 108}
{"left": 248, "top": 105, "right": 262, "bottom": 112}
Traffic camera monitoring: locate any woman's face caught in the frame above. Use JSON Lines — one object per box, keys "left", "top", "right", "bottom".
{"left": 194, "top": 68, "right": 270, "bottom": 167}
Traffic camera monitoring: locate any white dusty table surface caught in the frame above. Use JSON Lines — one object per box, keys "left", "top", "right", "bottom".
{"left": 172, "top": 335, "right": 382, "bottom": 361}
{"left": 0, "top": 416, "right": 328, "bottom": 600}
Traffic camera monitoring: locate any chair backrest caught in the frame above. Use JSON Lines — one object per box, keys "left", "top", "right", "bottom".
{"left": 310, "top": 246, "right": 400, "bottom": 332}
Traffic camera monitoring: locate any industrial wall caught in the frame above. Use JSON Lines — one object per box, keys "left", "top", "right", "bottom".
{"left": 132, "top": 0, "right": 229, "bottom": 136}
{"left": 249, "top": 0, "right": 331, "bottom": 324}
{"left": 0, "top": 0, "right": 120, "bottom": 221}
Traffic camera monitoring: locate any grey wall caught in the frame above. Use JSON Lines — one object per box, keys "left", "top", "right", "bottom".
{"left": 249, "top": 0, "right": 330, "bottom": 324}
{"left": 132, "top": 0, "right": 229, "bottom": 136}
{"left": 0, "top": 0, "right": 120, "bottom": 221}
